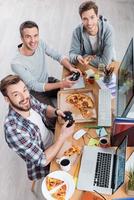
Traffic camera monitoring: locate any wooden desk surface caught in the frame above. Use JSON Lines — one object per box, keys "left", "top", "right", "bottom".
{"left": 51, "top": 61, "right": 134, "bottom": 199}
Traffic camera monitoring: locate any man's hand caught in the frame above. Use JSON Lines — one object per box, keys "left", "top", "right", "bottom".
{"left": 77, "top": 55, "right": 96, "bottom": 65}
{"left": 70, "top": 66, "right": 82, "bottom": 76}
{"left": 60, "top": 121, "right": 74, "bottom": 139}
{"left": 56, "top": 109, "right": 65, "bottom": 118}
{"left": 60, "top": 76, "right": 76, "bottom": 89}
{"left": 84, "top": 55, "right": 96, "bottom": 65}
{"left": 77, "top": 55, "right": 85, "bottom": 65}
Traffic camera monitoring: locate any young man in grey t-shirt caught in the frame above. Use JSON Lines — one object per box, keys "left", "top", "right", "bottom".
{"left": 11, "top": 21, "right": 81, "bottom": 107}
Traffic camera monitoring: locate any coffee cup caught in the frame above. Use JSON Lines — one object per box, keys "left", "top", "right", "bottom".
{"left": 57, "top": 156, "right": 71, "bottom": 171}
{"left": 99, "top": 137, "right": 109, "bottom": 148}
{"left": 98, "top": 63, "right": 105, "bottom": 72}
{"left": 88, "top": 75, "right": 95, "bottom": 84}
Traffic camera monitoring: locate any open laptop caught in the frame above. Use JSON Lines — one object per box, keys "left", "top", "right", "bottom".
{"left": 77, "top": 136, "right": 127, "bottom": 195}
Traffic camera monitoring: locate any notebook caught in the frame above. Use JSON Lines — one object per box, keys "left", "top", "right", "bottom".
{"left": 77, "top": 136, "right": 127, "bottom": 195}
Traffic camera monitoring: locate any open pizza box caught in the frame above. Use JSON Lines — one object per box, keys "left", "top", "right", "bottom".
{"left": 58, "top": 88, "right": 97, "bottom": 123}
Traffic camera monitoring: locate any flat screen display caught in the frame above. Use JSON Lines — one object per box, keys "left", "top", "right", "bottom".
{"left": 117, "top": 38, "right": 134, "bottom": 117}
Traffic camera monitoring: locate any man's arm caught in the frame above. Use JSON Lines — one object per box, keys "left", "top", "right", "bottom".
{"left": 44, "top": 77, "right": 76, "bottom": 91}
{"left": 44, "top": 41, "right": 81, "bottom": 74}
{"left": 45, "top": 105, "right": 65, "bottom": 119}
{"left": 69, "top": 27, "right": 83, "bottom": 64}
{"left": 5, "top": 122, "right": 47, "bottom": 167}
{"left": 11, "top": 63, "right": 76, "bottom": 92}
{"left": 44, "top": 121, "right": 74, "bottom": 165}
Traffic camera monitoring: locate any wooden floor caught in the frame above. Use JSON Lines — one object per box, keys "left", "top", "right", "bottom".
{"left": 0, "top": 0, "right": 134, "bottom": 199}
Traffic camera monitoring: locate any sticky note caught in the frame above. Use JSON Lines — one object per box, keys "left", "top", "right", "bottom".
{"left": 88, "top": 138, "right": 99, "bottom": 146}
{"left": 95, "top": 73, "right": 100, "bottom": 80}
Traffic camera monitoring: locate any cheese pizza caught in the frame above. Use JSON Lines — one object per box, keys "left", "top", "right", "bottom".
{"left": 52, "top": 184, "right": 67, "bottom": 200}
{"left": 64, "top": 145, "right": 81, "bottom": 157}
{"left": 66, "top": 93, "right": 94, "bottom": 118}
{"left": 46, "top": 176, "right": 64, "bottom": 191}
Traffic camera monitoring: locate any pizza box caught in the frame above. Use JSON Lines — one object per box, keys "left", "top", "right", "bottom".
{"left": 58, "top": 88, "right": 97, "bottom": 123}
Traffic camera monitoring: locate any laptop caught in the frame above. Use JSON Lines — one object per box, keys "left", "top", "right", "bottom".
{"left": 77, "top": 136, "right": 127, "bottom": 195}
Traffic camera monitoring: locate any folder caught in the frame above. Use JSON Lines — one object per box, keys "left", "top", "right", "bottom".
{"left": 111, "top": 118, "right": 134, "bottom": 146}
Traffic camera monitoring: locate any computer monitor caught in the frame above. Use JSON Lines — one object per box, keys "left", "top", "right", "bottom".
{"left": 111, "top": 38, "right": 134, "bottom": 146}
{"left": 116, "top": 38, "right": 134, "bottom": 117}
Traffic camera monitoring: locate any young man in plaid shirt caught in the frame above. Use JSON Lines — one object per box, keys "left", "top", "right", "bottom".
{"left": 0, "top": 75, "right": 74, "bottom": 180}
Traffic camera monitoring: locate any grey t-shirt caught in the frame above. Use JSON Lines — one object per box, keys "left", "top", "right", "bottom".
{"left": 11, "top": 39, "right": 64, "bottom": 92}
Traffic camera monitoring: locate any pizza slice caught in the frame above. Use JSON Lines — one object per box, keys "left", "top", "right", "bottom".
{"left": 52, "top": 184, "right": 67, "bottom": 200}
{"left": 78, "top": 94, "right": 94, "bottom": 108}
{"left": 80, "top": 108, "right": 93, "bottom": 119}
{"left": 66, "top": 93, "right": 79, "bottom": 104}
{"left": 46, "top": 176, "right": 64, "bottom": 191}
{"left": 64, "top": 145, "right": 81, "bottom": 156}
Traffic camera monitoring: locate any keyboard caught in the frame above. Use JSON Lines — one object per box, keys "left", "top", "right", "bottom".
{"left": 98, "top": 89, "right": 111, "bottom": 127}
{"left": 94, "top": 152, "right": 112, "bottom": 188}
{"left": 96, "top": 79, "right": 108, "bottom": 89}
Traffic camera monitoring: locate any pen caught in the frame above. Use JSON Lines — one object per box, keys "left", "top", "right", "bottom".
{"left": 98, "top": 128, "right": 102, "bottom": 137}
{"left": 83, "top": 125, "right": 103, "bottom": 129}
{"left": 73, "top": 157, "right": 81, "bottom": 188}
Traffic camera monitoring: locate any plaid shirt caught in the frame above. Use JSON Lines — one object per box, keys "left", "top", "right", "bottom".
{"left": 4, "top": 96, "right": 50, "bottom": 180}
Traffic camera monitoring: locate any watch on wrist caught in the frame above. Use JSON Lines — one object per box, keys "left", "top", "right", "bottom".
{"left": 55, "top": 109, "right": 58, "bottom": 116}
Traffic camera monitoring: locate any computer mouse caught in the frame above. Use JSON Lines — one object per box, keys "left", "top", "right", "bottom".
{"left": 70, "top": 72, "right": 80, "bottom": 81}
{"left": 73, "top": 129, "right": 86, "bottom": 140}
{"left": 63, "top": 111, "right": 75, "bottom": 127}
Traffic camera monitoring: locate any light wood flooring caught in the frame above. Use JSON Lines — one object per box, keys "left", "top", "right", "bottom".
{"left": 0, "top": 0, "right": 134, "bottom": 199}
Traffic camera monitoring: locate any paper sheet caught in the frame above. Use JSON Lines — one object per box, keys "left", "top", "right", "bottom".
{"left": 96, "top": 127, "right": 108, "bottom": 137}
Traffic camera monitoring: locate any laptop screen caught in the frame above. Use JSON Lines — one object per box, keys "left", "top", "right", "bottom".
{"left": 114, "top": 137, "right": 127, "bottom": 191}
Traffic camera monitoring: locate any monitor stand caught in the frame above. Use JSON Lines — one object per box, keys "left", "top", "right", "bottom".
{"left": 127, "top": 104, "right": 134, "bottom": 118}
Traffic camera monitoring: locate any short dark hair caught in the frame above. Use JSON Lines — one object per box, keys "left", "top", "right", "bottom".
{"left": 79, "top": 1, "right": 98, "bottom": 17}
{"left": 20, "top": 21, "right": 39, "bottom": 37}
{"left": 0, "top": 75, "right": 22, "bottom": 97}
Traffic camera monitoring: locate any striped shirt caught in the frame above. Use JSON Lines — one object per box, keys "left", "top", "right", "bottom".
{"left": 4, "top": 96, "right": 51, "bottom": 180}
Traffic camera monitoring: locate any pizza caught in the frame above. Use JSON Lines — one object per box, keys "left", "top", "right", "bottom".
{"left": 66, "top": 93, "right": 79, "bottom": 104}
{"left": 52, "top": 184, "right": 67, "bottom": 200}
{"left": 79, "top": 108, "right": 93, "bottom": 118}
{"left": 66, "top": 93, "right": 94, "bottom": 109}
{"left": 64, "top": 145, "right": 81, "bottom": 156}
{"left": 46, "top": 176, "right": 64, "bottom": 191}
{"left": 66, "top": 93, "right": 94, "bottom": 118}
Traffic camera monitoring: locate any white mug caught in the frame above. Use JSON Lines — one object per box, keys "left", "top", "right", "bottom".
{"left": 57, "top": 156, "right": 71, "bottom": 172}
{"left": 99, "top": 137, "right": 109, "bottom": 148}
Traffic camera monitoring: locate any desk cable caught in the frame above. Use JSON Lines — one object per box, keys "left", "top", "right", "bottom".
{"left": 93, "top": 190, "right": 107, "bottom": 200}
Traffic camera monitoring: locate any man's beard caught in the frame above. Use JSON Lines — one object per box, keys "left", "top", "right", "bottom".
{"left": 9, "top": 97, "right": 31, "bottom": 112}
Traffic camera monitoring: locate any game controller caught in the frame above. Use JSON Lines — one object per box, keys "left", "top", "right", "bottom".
{"left": 63, "top": 111, "right": 75, "bottom": 127}
{"left": 70, "top": 72, "right": 80, "bottom": 81}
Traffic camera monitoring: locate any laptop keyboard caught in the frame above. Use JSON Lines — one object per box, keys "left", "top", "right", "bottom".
{"left": 93, "top": 152, "right": 112, "bottom": 188}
